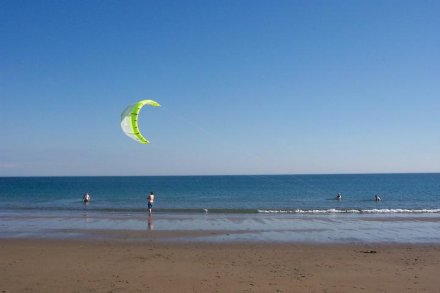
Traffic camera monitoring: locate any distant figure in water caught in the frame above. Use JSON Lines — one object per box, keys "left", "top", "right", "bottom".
{"left": 336, "top": 193, "right": 342, "bottom": 200}
{"left": 147, "top": 191, "right": 155, "bottom": 215}
{"left": 83, "top": 192, "right": 91, "bottom": 203}
{"left": 375, "top": 194, "right": 381, "bottom": 201}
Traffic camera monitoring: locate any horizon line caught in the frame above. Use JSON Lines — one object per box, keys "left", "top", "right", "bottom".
{"left": 1, "top": 171, "right": 439, "bottom": 178}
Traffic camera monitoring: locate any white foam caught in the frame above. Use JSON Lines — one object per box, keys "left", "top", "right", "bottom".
{"left": 360, "top": 208, "right": 440, "bottom": 214}
{"left": 257, "top": 209, "right": 440, "bottom": 214}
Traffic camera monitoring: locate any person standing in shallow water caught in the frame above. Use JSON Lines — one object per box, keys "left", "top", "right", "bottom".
{"left": 83, "top": 192, "right": 91, "bottom": 203}
{"left": 147, "top": 192, "right": 155, "bottom": 215}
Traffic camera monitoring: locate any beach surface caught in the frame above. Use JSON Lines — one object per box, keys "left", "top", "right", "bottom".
{"left": 1, "top": 238, "right": 440, "bottom": 292}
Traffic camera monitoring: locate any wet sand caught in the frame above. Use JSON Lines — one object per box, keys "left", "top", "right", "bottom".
{"left": 1, "top": 238, "right": 440, "bottom": 292}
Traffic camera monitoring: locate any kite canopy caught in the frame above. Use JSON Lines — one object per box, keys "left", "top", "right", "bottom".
{"left": 120, "top": 99, "right": 160, "bottom": 144}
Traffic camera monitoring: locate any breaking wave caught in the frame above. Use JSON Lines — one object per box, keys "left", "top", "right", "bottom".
{"left": 257, "top": 208, "right": 440, "bottom": 214}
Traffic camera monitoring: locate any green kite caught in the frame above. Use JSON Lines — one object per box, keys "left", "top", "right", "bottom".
{"left": 120, "top": 99, "right": 160, "bottom": 144}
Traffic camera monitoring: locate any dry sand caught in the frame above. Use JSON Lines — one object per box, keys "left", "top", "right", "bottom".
{"left": 1, "top": 239, "right": 440, "bottom": 292}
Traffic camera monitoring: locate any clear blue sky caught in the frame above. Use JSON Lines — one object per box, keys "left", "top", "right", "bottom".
{"left": 1, "top": 0, "right": 439, "bottom": 176}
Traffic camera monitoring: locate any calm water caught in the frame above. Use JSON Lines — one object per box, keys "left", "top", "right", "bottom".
{"left": 1, "top": 174, "right": 440, "bottom": 243}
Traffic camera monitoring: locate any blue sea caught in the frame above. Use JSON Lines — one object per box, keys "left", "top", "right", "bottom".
{"left": 1, "top": 174, "right": 440, "bottom": 243}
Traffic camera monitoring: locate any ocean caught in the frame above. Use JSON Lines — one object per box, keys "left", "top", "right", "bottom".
{"left": 1, "top": 174, "right": 440, "bottom": 243}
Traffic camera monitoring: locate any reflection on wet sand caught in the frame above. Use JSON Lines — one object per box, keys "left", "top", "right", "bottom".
{"left": 147, "top": 215, "right": 154, "bottom": 231}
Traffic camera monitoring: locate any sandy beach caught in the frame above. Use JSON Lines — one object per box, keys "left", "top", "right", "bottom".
{"left": 1, "top": 238, "right": 440, "bottom": 292}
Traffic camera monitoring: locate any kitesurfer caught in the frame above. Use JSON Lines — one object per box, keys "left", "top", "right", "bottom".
{"left": 375, "top": 194, "right": 381, "bottom": 201}
{"left": 336, "top": 193, "right": 342, "bottom": 200}
{"left": 147, "top": 191, "right": 155, "bottom": 215}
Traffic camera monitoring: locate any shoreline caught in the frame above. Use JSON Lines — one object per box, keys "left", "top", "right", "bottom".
{"left": 3, "top": 227, "right": 440, "bottom": 246}
{"left": 2, "top": 211, "right": 440, "bottom": 244}
{"left": 1, "top": 238, "right": 439, "bottom": 292}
